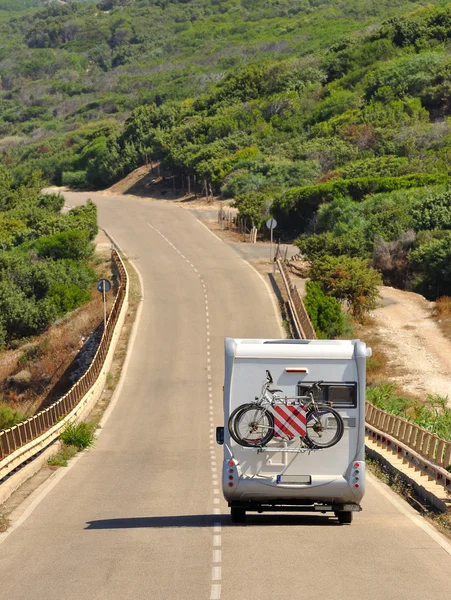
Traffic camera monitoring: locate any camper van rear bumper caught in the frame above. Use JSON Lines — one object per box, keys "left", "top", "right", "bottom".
{"left": 223, "top": 475, "right": 364, "bottom": 504}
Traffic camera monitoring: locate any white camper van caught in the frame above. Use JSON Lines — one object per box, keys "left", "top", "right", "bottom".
{"left": 216, "top": 338, "right": 371, "bottom": 524}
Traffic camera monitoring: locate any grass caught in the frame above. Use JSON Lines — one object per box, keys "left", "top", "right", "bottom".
{"left": 0, "top": 512, "right": 9, "bottom": 533}
{"left": 367, "top": 383, "right": 451, "bottom": 441}
{"left": 47, "top": 421, "right": 96, "bottom": 468}
{"left": 60, "top": 421, "right": 96, "bottom": 450}
{"left": 433, "top": 296, "right": 451, "bottom": 341}
{"left": 47, "top": 444, "right": 78, "bottom": 467}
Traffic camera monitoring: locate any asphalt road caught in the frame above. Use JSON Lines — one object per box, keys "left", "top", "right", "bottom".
{"left": 0, "top": 192, "right": 450, "bottom": 600}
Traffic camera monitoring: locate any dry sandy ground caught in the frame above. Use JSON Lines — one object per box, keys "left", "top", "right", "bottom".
{"left": 370, "top": 287, "right": 451, "bottom": 401}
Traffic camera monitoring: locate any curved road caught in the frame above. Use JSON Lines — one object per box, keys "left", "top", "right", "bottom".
{"left": 0, "top": 192, "right": 450, "bottom": 600}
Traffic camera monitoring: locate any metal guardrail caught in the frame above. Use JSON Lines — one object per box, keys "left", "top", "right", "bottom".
{"left": 366, "top": 403, "right": 451, "bottom": 492}
{"left": 276, "top": 259, "right": 316, "bottom": 340}
{"left": 0, "top": 250, "right": 127, "bottom": 467}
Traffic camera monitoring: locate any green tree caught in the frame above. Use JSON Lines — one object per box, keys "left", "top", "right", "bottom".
{"left": 304, "top": 281, "right": 344, "bottom": 339}
{"left": 309, "top": 255, "right": 382, "bottom": 321}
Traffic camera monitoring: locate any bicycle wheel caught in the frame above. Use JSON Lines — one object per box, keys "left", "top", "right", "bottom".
{"left": 228, "top": 404, "right": 250, "bottom": 443}
{"left": 305, "top": 405, "right": 344, "bottom": 449}
{"left": 231, "top": 404, "right": 274, "bottom": 447}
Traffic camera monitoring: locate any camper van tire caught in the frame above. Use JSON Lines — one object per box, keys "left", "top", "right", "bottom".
{"left": 228, "top": 404, "right": 275, "bottom": 447}
{"left": 335, "top": 511, "right": 353, "bottom": 524}
{"left": 231, "top": 507, "right": 246, "bottom": 523}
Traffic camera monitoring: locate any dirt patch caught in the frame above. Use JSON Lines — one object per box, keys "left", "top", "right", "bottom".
{"left": 366, "top": 287, "right": 451, "bottom": 402}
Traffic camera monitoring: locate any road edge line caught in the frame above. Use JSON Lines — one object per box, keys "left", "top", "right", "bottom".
{"left": 193, "top": 217, "right": 286, "bottom": 339}
{"left": 367, "top": 471, "right": 451, "bottom": 556}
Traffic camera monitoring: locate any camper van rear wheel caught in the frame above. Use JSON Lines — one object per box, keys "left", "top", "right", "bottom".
{"left": 305, "top": 405, "right": 344, "bottom": 449}
{"left": 229, "top": 404, "right": 274, "bottom": 447}
{"left": 335, "top": 510, "right": 353, "bottom": 524}
{"left": 231, "top": 507, "right": 246, "bottom": 523}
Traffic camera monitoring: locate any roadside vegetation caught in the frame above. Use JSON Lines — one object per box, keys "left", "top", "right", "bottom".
{"left": 48, "top": 421, "right": 96, "bottom": 467}
{"left": 0, "top": 166, "right": 98, "bottom": 348}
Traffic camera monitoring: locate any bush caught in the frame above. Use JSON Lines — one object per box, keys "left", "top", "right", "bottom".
{"left": 61, "top": 171, "right": 88, "bottom": 189}
{"left": 232, "top": 191, "right": 271, "bottom": 228}
{"left": 273, "top": 174, "right": 449, "bottom": 231}
{"left": 0, "top": 404, "right": 27, "bottom": 430}
{"left": 60, "top": 421, "right": 96, "bottom": 450}
{"left": 35, "top": 229, "right": 93, "bottom": 261}
{"left": 304, "top": 281, "right": 344, "bottom": 339}
{"left": 309, "top": 255, "right": 382, "bottom": 321}
{"left": 295, "top": 231, "right": 369, "bottom": 260}
{"left": 409, "top": 233, "right": 451, "bottom": 298}
{"left": 409, "top": 189, "right": 451, "bottom": 232}
{"left": 47, "top": 283, "right": 90, "bottom": 316}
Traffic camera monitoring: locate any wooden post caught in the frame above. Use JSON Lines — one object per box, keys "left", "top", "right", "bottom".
{"left": 188, "top": 176, "right": 191, "bottom": 195}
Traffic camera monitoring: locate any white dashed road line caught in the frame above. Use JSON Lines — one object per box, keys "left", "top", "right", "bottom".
{"left": 147, "top": 223, "right": 222, "bottom": 599}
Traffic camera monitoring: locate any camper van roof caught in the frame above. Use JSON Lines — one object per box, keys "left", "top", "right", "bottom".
{"left": 233, "top": 339, "right": 357, "bottom": 360}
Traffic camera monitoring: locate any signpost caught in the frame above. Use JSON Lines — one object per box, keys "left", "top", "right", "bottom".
{"left": 97, "top": 278, "right": 112, "bottom": 334}
{"left": 266, "top": 218, "right": 277, "bottom": 262}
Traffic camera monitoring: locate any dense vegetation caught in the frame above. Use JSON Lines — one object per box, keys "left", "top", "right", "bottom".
{"left": 0, "top": 166, "right": 98, "bottom": 347}
{"left": 3, "top": 0, "right": 451, "bottom": 325}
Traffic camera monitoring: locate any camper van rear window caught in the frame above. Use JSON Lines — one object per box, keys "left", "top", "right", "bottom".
{"left": 297, "top": 383, "right": 357, "bottom": 409}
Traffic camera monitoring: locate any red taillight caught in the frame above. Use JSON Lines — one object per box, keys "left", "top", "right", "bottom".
{"left": 354, "top": 484, "right": 359, "bottom": 488}
{"left": 354, "top": 462, "right": 360, "bottom": 468}
{"left": 228, "top": 482, "right": 234, "bottom": 487}
{"left": 228, "top": 475, "right": 233, "bottom": 481}
{"left": 228, "top": 461, "right": 234, "bottom": 467}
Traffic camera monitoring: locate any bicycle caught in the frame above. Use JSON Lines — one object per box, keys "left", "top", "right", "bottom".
{"left": 228, "top": 370, "right": 344, "bottom": 449}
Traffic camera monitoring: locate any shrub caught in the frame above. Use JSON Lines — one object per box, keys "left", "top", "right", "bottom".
{"left": 232, "top": 191, "right": 271, "bottom": 228}
{"left": 0, "top": 404, "right": 27, "bottom": 430}
{"left": 409, "top": 189, "right": 451, "bottom": 232}
{"left": 60, "top": 421, "right": 96, "bottom": 450}
{"left": 309, "top": 255, "right": 382, "bottom": 321}
{"left": 47, "top": 283, "right": 90, "bottom": 316}
{"left": 273, "top": 174, "right": 449, "bottom": 231}
{"left": 61, "top": 171, "right": 88, "bottom": 189}
{"left": 35, "top": 229, "right": 93, "bottom": 261}
{"left": 409, "top": 233, "right": 451, "bottom": 298}
{"left": 295, "top": 231, "right": 369, "bottom": 261}
{"left": 304, "top": 281, "right": 344, "bottom": 339}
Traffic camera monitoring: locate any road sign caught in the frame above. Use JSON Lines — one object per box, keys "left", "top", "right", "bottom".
{"left": 97, "top": 279, "right": 112, "bottom": 333}
{"left": 266, "top": 218, "right": 277, "bottom": 230}
{"left": 266, "top": 219, "right": 277, "bottom": 262}
{"left": 97, "top": 279, "right": 112, "bottom": 294}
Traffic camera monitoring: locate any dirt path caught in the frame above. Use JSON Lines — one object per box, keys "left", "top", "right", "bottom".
{"left": 370, "top": 287, "right": 451, "bottom": 402}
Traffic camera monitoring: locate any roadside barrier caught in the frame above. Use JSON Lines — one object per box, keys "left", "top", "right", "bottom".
{"left": 0, "top": 250, "right": 128, "bottom": 481}
{"left": 276, "top": 259, "right": 316, "bottom": 340}
{"left": 366, "top": 403, "right": 451, "bottom": 492}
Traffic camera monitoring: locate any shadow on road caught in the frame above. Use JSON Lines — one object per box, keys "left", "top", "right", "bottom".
{"left": 85, "top": 514, "right": 339, "bottom": 529}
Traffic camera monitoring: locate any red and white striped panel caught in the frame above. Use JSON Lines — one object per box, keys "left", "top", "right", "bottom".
{"left": 271, "top": 405, "right": 307, "bottom": 439}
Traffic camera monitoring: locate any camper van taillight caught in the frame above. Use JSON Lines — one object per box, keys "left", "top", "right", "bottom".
{"left": 285, "top": 368, "right": 308, "bottom": 373}
{"left": 228, "top": 461, "right": 235, "bottom": 467}
{"left": 354, "top": 462, "right": 360, "bottom": 468}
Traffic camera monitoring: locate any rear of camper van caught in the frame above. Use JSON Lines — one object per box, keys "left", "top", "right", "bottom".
{"left": 217, "top": 338, "right": 371, "bottom": 524}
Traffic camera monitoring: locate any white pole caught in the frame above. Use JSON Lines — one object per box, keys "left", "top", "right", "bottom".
{"left": 270, "top": 227, "right": 273, "bottom": 262}
{"left": 103, "top": 284, "right": 107, "bottom": 335}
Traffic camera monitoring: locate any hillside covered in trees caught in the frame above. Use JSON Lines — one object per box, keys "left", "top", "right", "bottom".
{"left": 2, "top": 0, "right": 451, "bottom": 321}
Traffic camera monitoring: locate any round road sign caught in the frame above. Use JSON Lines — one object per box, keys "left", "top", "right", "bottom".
{"left": 266, "top": 218, "right": 277, "bottom": 230}
{"left": 97, "top": 278, "right": 112, "bottom": 294}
